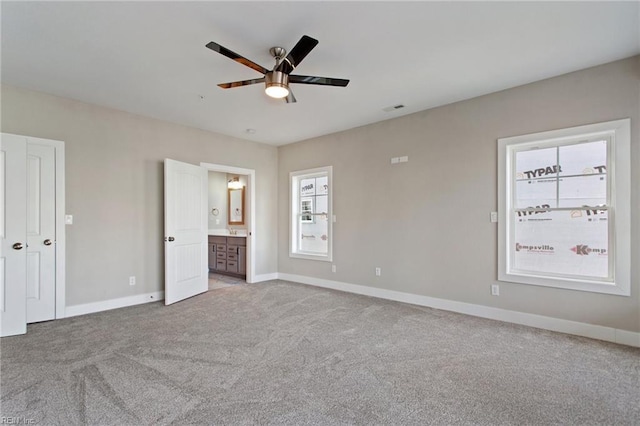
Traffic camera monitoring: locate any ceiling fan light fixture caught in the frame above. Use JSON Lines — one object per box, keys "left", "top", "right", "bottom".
{"left": 265, "top": 71, "right": 290, "bottom": 99}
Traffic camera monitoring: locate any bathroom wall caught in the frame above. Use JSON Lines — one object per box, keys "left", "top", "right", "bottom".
{"left": 208, "top": 171, "right": 227, "bottom": 229}
{"left": 208, "top": 172, "right": 248, "bottom": 231}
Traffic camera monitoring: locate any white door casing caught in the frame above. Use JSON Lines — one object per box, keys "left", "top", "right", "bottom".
{"left": 1, "top": 134, "right": 28, "bottom": 337}
{"left": 164, "top": 159, "right": 208, "bottom": 305}
{"left": 26, "top": 143, "right": 56, "bottom": 323}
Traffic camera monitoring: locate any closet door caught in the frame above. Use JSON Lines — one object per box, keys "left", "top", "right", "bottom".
{"left": 26, "top": 143, "right": 56, "bottom": 323}
{"left": 0, "top": 134, "right": 28, "bottom": 337}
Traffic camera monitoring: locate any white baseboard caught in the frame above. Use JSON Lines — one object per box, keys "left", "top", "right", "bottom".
{"left": 65, "top": 291, "right": 164, "bottom": 318}
{"left": 278, "top": 273, "right": 640, "bottom": 348}
{"left": 252, "top": 273, "right": 279, "bottom": 283}
{"left": 615, "top": 329, "right": 640, "bottom": 347}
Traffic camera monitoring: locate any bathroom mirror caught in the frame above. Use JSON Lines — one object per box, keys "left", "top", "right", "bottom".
{"left": 228, "top": 187, "right": 245, "bottom": 225}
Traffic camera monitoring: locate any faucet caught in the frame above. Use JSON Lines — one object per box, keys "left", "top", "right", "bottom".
{"left": 228, "top": 227, "right": 237, "bottom": 235}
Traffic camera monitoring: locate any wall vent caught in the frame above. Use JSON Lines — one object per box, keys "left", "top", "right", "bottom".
{"left": 383, "top": 104, "right": 405, "bottom": 112}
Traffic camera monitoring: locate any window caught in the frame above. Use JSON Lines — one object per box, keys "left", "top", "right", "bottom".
{"left": 498, "top": 119, "right": 630, "bottom": 295}
{"left": 290, "top": 166, "right": 332, "bottom": 261}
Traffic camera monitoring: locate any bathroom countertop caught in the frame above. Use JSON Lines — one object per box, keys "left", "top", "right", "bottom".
{"left": 208, "top": 229, "right": 247, "bottom": 237}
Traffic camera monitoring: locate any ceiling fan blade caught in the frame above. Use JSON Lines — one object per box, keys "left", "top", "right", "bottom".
{"left": 289, "top": 75, "right": 350, "bottom": 87}
{"left": 206, "top": 41, "right": 268, "bottom": 75}
{"left": 276, "top": 35, "right": 318, "bottom": 74}
{"left": 218, "top": 77, "right": 265, "bottom": 89}
{"left": 284, "top": 90, "right": 297, "bottom": 104}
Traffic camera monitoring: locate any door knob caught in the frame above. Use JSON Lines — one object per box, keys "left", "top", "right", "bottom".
{"left": 44, "top": 239, "right": 53, "bottom": 246}
{"left": 13, "top": 242, "right": 24, "bottom": 250}
{"left": 166, "top": 236, "right": 175, "bottom": 242}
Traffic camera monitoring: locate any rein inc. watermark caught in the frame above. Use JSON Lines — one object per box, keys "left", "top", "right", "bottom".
{"left": 0, "top": 417, "right": 35, "bottom": 425}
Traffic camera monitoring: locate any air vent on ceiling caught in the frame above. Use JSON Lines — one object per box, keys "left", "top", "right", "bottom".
{"left": 383, "top": 104, "right": 405, "bottom": 112}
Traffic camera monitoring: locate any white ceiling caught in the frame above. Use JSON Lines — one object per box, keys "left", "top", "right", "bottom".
{"left": 2, "top": 2, "right": 638, "bottom": 146}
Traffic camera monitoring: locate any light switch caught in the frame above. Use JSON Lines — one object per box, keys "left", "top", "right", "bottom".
{"left": 65, "top": 215, "right": 73, "bottom": 225}
{"left": 490, "top": 212, "right": 498, "bottom": 223}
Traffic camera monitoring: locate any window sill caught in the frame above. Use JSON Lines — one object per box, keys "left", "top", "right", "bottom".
{"left": 498, "top": 271, "right": 629, "bottom": 296}
{"left": 289, "top": 252, "right": 333, "bottom": 262}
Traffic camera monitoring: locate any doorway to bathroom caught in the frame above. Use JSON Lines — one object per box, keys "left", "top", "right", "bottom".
{"left": 201, "top": 162, "right": 255, "bottom": 284}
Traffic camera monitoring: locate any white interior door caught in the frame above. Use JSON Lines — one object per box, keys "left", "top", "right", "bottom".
{"left": 1, "top": 134, "right": 28, "bottom": 337}
{"left": 26, "top": 143, "right": 56, "bottom": 323}
{"left": 164, "top": 159, "right": 208, "bottom": 305}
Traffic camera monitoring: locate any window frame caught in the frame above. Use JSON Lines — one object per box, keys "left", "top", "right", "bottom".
{"left": 290, "top": 166, "right": 333, "bottom": 262}
{"left": 498, "top": 119, "right": 630, "bottom": 296}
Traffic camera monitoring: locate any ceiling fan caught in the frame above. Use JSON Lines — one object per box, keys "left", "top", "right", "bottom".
{"left": 206, "top": 35, "right": 349, "bottom": 103}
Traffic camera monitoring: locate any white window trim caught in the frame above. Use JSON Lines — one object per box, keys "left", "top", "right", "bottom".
{"left": 290, "top": 166, "right": 333, "bottom": 262}
{"left": 498, "top": 119, "right": 630, "bottom": 296}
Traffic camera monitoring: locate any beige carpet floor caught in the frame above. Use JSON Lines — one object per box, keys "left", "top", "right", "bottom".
{"left": 1, "top": 280, "right": 639, "bottom": 425}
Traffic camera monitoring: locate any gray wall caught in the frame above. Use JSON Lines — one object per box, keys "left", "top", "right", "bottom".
{"left": 2, "top": 56, "right": 637, "bottom": 332}
{"left": 1, "top": 84, "right": 279, "bottom": 306}
{"left": 278, "top": 56, "right": 639, "bottom": 332}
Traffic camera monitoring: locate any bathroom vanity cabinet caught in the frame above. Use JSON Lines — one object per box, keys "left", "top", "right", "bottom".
{"left": 208, "top": 235, "right": 246, "bottom": 278}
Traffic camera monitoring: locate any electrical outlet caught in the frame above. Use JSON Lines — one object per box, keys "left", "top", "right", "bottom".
{"left": 491, "top": 284, "right": 499, "bottom": 296}
{"left": 490, "top": 212, "right": 498, "bottom": 223}
{"left": 65, "top": 214, "right": 73, "bottom": 225}
{"left": 375, "top": 267, "right": 381, "bottom": 276}
{"left": 331, "top": 265, "right": 337, "bottom": 273}
{"left": 129, "top": 276, "right": 136, "bottom": 286}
